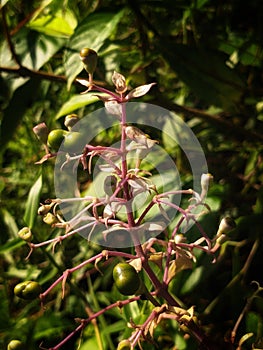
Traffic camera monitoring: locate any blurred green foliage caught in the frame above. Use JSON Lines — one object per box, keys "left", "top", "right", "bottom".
{"left": 1, "top": 0, "right": 263, "bottom": 349}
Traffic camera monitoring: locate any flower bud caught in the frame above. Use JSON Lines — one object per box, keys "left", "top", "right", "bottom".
{"left": 112, "top": 71, "right": 127, "bottom": 94}
{"left": 200, "top": 173, "right": 213, "bottom": 199}
{"left": 18, "top": 227, "right": 33, "bottom": 242}
{"left": 14, "top": 281, "right": 41, "bottom": 300}
{"left": 33, "top": 123, "right": 49, "bottom": 144}
{"left": 79, "top": 48, "right": 98, "bottom": 75}
{"left": 216, "top": 216, "right": 236, "bottom": 237}
{"left": 216, "top": 216, "right": 236, "bottom": 245}
{"left": 174, "top": 234, "right": 186, "bottom": 244}
{"left": 38, "top": 203, "right": 53, "bottom": 216}
{"left": 64, "top": 114, "right": 80, "bottom": 131}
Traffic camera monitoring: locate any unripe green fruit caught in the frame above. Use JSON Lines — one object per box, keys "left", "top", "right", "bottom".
{"left": 14, "top": 281, "right": 41, "bottom": 300}
{"left": 47, "top": 129, "right": 68, "bottom": 152}
{"left": 7, "top": 340, "right": 25, "bottom": 350}
{"left": 113, "top": 263, "right": 141, "bottom": 296}
{"left": 79, "top": 48, "right": 98, "bottom": 75}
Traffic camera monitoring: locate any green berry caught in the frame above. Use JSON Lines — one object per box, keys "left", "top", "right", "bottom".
{"left": 79, "top": 48, "right": 98, "bottom": 75}
{"left": 47, "top": 129, "right": 68, "bottom": 152}
{"left": 113, "top": 263, "right": 141, "bottom": 296}
{"left": 14, "top": 281, "right": 41, "bottom": 300}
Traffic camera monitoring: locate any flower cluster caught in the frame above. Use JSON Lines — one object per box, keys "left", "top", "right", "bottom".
{"left": 16, "top": 49, "right": 236, "bottom": 350}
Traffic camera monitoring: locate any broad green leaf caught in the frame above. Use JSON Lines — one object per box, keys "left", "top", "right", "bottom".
{"left": 21, "top": 32, "right": 66, "bottom": 70}
{"left": 64, "top": 10, "right": 125, "bottom": 88}
{"left": 157, "top": 41, "right": 245, "bottom": 110}
{"left": 27, "top": 15, "right": 74, "bottom": 37}
{"left": 0, "top": 28, "right": 66, "bottom": 149}
{"left": 0, "top": 28, "right": 66, "bottom": 93}
{"left": 181, "top": 265, "right": 204, "bottom": 294}
{"left": 55, "top": 93, "right": 101, "bottom": 119}
{"left": 23, "top": 174, "right": 42, "bottom": 228}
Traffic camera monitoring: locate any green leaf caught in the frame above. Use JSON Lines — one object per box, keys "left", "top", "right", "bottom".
{"left": 27, "top": 15, "right": 74, "bottom": 37}
{"left": 158, "top": 41, "right": 245, "bottom": 110}
{"left": 0, "top": 238, "right": 25, "bottom": 255}
{"left": 180, "top": 266, "right": 204, "bottom": 294}
{"left": 79, "top": 337, "right": 101, "bottom": 350}
{"left": 0, "top": 208, "right": 18, "bottom": 238}
{"left": 64, "top": 10, "right": 125, "bottom": 88}
{"left": 55, "top": 93, "right": 101, "bottom": 119}
{"left": 0, "top": 27, "right": 66, "bottom": 93}
{"left": 23, "top": 174, "right": 43, "bottom": 228}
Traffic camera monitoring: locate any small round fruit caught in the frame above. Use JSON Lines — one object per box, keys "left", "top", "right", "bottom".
{"left": 113, "top": 262, "right": 141, "bottom": 296}
{"left": 7, "top": 340, "right": 25, "bottom": 350}
{"left": 14, "top": 281, "right": 41, "bottom": 300}
{"left": 47, "top": 129, "right": 68, "bottom": 152}
{"left": 79, "top": 48, "right": 98, "bottom": 75}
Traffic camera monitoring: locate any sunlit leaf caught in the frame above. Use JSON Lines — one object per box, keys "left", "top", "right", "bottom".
{"left": 0, "top": 208, "right": 18, "bottom": 237}
{"left": 27, "top": 15, "right": 74, "bottom": 37}
{"left": 0, "top": 28, "right": 66, "bottom": 93}
{"left": 23, "top": 174, "right": 42, "bottom": 228}
{"left": 55, "top": 93, "right": 101, "bottom": 119}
